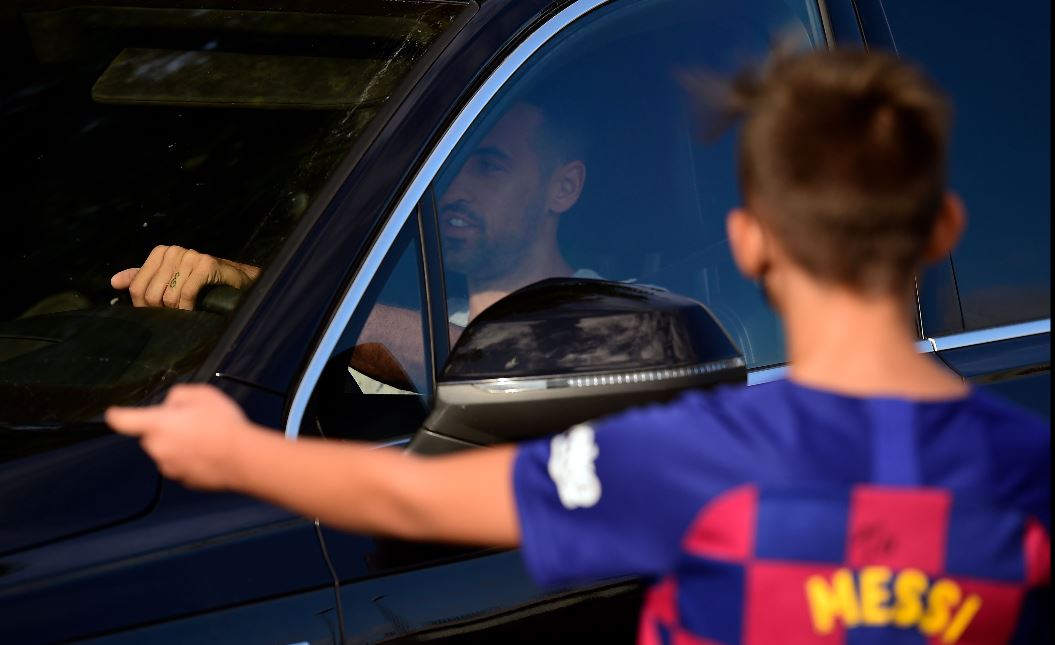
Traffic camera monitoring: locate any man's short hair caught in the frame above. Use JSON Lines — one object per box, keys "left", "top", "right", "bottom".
{"left": 711, "top": 48, "right": 952, "bottom": 291}
{"left": 518, "top": 89, "right": 590, "bottom": 170}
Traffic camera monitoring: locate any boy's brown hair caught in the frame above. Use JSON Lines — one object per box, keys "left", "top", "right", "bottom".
{"left": 696, "top": 48, "right": 952, "bottom": 292}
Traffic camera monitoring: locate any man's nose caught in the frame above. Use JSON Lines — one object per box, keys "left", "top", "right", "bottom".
{"left": 438, "top": 166, "right": 473, "bottom": 207}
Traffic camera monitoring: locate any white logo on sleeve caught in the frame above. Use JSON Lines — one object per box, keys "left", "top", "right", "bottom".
{"left": 547, "top": 424, "right": 602, "bottom": 509}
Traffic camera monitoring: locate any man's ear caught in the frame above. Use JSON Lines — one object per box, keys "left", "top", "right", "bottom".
{"left": 922, "top": 193, "right": 966, "bottom": 262}
{"left": 726, "top": 208, "right": 768, "bottom": 279}
{"left": 547, "top": 160, "right": 586, "bottom": 214}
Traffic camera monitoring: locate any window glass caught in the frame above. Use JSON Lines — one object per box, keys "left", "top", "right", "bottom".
{"left": 0, "top": 1, "right": 463, "bottom": 427}
{"left": 881, "top": 1, "right": 1050, "bottom": 330}
{"left": 432, "top": 0, "right": 823, "bottom": 369}
{"left": 303, "top": 216, "right": 431, "bottom": 443}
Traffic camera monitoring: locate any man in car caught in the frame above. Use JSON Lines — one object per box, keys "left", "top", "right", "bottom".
{"left": 112, "top": 99, "right": 588, "bottom": 321}
{"left": 111, "top": 97, "right": 589, "bottom": 389}
{"left": 109, "top": 50, "right": 1050, "bottom": 644}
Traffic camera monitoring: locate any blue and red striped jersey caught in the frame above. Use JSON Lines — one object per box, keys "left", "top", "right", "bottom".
{"left": 513, "top": 380, "right": 1050, "bottom": 644}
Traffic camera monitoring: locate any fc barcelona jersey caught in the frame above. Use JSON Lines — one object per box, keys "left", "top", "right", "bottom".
{"left": 513, "top": 380, "right": 1051, "bottom": 644}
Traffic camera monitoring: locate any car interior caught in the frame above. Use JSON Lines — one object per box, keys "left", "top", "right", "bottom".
{"left": 0, "top": 2, "right": 454, "bottom": 426}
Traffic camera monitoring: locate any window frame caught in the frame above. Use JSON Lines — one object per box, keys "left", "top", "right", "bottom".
{"left": 420, "top": 186, "right": 452, "bottom": 380}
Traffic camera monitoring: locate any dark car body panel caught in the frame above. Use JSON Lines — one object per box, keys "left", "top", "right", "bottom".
{"left": 940, "top": 334, "right": 1052, "bottom": 419}
{"left": 0, "top": 433, "right": 160, "bottom": 556}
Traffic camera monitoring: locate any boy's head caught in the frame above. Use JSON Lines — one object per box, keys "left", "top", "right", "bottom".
{"left": 716, "top": 49, "right": 964, "bottom": 299}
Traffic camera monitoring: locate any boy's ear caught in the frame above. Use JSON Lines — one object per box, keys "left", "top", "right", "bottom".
{"left": 726, "top": 208, "right": 768, "bottom": 279}
{"left": 922, "top": 193, "right": 966, "bottom": 262}
{"left": 547, "top": 160, "right": 586, "bottom": 214}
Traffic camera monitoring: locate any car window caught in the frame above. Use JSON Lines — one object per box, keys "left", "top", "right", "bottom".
{"left": 880, "top": 0, "right": 1050, "bottom": 330}
{"left": 300, "top": 214, "right": 431, "bottom": 443}
{"left": 430, "top": 0, "right": 825, "bottom": 370}
{"left": 0, "top": 1, "right": 464, "bottom": 428}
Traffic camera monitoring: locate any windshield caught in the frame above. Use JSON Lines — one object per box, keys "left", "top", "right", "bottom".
{"left": 0, "top": 1, "right": 464, "bottom": 425}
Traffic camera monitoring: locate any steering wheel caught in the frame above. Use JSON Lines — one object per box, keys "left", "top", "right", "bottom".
{"left": 196, "top": 284, "right": 243, "bottom": 315}
{"left": 17, "top": 282, "right": 244, "bottom": 321}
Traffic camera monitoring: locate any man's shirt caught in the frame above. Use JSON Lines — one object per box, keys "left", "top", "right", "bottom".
{"left": 513, "top": 380, "right": 1051, "bottom": 644}
{"left": 446, "top": 268, "right": 603, "bottom": 327}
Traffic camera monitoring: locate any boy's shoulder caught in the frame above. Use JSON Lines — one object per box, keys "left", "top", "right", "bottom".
{"left": 591, "top": 379, "right": 1049, "bottom": 477}
{"left": 591, "top": 378, "right": 1050, "bottom": 451}
{"left": 588, "top": 380, "right": 845, "bottom": 478}
{"left": 962, "top": 386, "right": 1049, "bottom": 434}
{"left": 593, "top": 379, "right": 840, "bottom": 443}
{"left": 964, "top": 385, "right": 1051, "bottom": 470}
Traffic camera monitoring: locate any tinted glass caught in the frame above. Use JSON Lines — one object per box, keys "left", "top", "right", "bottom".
{"left": 882, "top": 1, "right": 1050, "bottom": 330}
{"left": 303, "top": 216, "right": 431, "bottom": 442}
{"left": 0, "top": 1, "right": 462, "bottom": 423}
{"left": 344, "top": 224, "right": 430, "bottom": 398}
{"left": 432, "top": 0, "right": 823, "bottom": 369}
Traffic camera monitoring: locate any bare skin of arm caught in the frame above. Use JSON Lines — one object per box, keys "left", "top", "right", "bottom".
{"left": 349, "top": 305, "right": 464, "bottom": 391}
{"left": 106, "top": 385, "right": 519, "bottom": 546}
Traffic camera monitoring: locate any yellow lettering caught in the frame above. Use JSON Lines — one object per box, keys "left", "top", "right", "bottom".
{"left": 920, "top": 579, "right": 962, "bottom": 636}
{"left": 806, "top": 569, "right": 860, "bottom": 633}
{"left": 859, "top": 566, "right": 893, "bottom": 625}
{"left": 806, "top": 569, "right": 981, "bottom": 641}
{"left": 892, "top": 568, "right": 929, "bottom": 627}
{"left": 942, "top": 594, "right": 982, "bottom": 644}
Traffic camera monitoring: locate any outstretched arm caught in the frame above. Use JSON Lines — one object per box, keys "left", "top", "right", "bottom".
{"left": 106, "top": 385, "right": 520, "bottom": 547}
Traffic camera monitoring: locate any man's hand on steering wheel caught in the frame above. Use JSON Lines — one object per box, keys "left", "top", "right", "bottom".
{"left": 111, "top": 245, "right": 261, "bottom": 310}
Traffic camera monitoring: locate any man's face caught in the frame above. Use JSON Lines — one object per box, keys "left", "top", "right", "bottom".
{"left": 438, "top": 104, "right": 553, "bottom": 280}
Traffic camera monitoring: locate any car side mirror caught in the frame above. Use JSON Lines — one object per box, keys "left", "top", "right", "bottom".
{"left": 407, "top": 278, "right": 746, "bottom": 455}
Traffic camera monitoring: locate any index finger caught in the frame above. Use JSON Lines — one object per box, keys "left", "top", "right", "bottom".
{"left": 105, "top": 406, "right": 164, "bottom": 437}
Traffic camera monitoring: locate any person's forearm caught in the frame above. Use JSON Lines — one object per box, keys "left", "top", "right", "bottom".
{"left": 358, "top": 304, "right": 427, "bottom": 377}
{"left": 230, "top": 426, "right": 426, "bottom": 536}
{"left": 228, "top": 425, "right": 519, "bottom": 546}
{"left": 349, "top": 343, "right": 416, "bottom": 391}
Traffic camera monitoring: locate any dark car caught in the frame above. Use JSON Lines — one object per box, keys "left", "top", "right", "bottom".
{"left": 0, "top": 0, "right": 1048, "bottom": 643}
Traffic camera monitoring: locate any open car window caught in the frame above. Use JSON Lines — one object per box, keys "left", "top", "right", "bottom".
{"left": 0, "top": 1, "right": 464, "bottom": 428}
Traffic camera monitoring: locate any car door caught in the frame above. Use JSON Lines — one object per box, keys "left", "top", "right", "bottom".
{"left": 289, "top": 0, "right": 836, "bottom": 642}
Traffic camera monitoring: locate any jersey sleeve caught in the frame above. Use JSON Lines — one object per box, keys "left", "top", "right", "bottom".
{"left": 512, "top": 390, "right": 755, "bottom": 587}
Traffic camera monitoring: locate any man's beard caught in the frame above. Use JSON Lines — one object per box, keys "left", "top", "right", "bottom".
{"left": 443, "top": 234, "right": 523, "bottom": 281}
{"left": 440, "top": 203, "right": 492, "bottom": 276}
{"left": 441, "top": 200, "right": 547, "bottom": 283}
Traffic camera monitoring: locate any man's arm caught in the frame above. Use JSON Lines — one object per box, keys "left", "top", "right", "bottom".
{"left": 348, "top": 304, "right": 465, "bottom": 390}
{"left": 106, "top": 385, "right": 520, "bottom": 547}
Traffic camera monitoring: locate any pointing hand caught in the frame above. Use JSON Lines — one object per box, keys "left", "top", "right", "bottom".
{"left": 106, "top": 384, "right": 260, "bottom": 490}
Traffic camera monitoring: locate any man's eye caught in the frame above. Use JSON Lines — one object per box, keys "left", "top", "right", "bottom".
{"left": 479, "top": 158, "right": 506, "bottom": 174}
